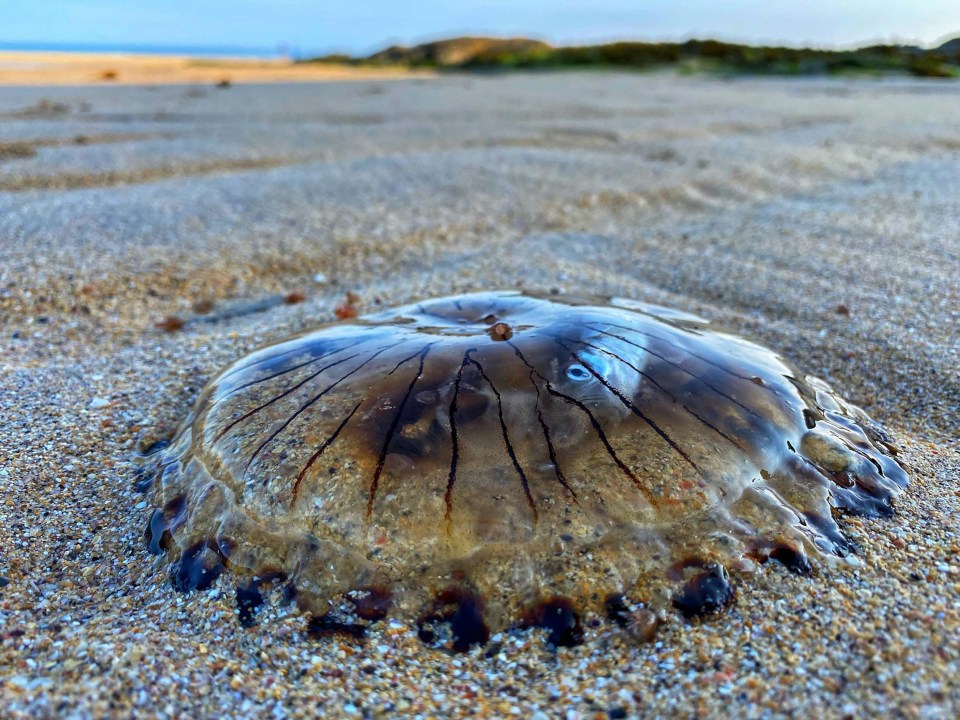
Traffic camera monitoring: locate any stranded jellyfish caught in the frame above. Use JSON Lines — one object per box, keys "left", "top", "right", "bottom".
{"left": 140, "top": 292, "right": 907, "bottom": 648}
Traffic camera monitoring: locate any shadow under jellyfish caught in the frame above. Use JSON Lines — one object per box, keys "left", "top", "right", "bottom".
{"left": 140, "top": 291, "right": 908, "bottom": 649}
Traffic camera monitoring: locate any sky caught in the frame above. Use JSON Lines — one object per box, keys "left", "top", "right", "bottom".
{"left": 2, "top": 0, "right": 959, "bottom": 56}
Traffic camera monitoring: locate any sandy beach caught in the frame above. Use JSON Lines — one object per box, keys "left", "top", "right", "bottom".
{"left": 1, "top": 72, "right": 958, "bottom": 718}
{"left": 0, "top": 51, "right": 428, "bottom": 86}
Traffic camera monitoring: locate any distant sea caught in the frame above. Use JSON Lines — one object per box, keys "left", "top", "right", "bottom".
{"left": 0, "top": 40, "right": 286, "bottom": 58}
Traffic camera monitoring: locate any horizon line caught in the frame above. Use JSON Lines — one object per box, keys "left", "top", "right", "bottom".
{"left": 1, "top": 30, "right": 957, "bottom": 60}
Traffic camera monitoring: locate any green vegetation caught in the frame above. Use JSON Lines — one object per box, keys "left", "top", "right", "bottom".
{"left": 303, "top": 35, "right": 960, "bottom": 78}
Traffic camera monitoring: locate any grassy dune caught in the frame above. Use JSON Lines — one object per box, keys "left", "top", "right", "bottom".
{"left": 307, "top": 35, "right": 960, "bottom": 78}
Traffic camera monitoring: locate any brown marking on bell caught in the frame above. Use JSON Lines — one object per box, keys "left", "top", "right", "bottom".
{"left": 519, "top": 596, "right": 584, "bottom": 647}
{"left": 488, "top": 321, "right": 513, "bottom": 341}
{"left": 169, "top": 542, "right": 223, "bottom": 593}
{"left": 348, "top": 586, "right": 393, "bottom": 621}
{"left": 672, "top": 565, "right": 735, "bottom": 617}
{"left": 416, "top": 588, "right": 490, "bottom": 652}
{"left": 236, "top": 580, "right": 265, "bottom": 628}
{"left": 769, "top": 544, "right": 813, "bottom": 575}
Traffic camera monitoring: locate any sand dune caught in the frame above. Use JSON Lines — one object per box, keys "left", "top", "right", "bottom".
{"left": 0, "top": 50, "right": 430, "bottom": 86}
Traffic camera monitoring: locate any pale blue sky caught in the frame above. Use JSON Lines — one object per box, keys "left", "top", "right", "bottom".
{"left": 2, "top": 1, "right": 959, "bottom": 55}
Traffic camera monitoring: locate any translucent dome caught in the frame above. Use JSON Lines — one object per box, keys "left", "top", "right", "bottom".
{"left": 142, "top": 292, "right": 907, "bottom": 648}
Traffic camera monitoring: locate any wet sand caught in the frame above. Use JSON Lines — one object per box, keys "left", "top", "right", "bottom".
{"left": 1, "top": 74, "right": 958, "bottom": 718}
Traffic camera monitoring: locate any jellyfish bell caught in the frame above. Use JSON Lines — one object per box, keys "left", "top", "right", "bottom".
{"left": 140, "top": 291, "right": 908, "bottom": 648}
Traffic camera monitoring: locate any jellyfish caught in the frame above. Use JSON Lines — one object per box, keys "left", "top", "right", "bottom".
{"left": 140, "top": 291, "right": 908, "bottom": 649}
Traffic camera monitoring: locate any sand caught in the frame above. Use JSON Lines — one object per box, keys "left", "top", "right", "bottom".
{"left": 0, "top": 51, "right": 429, "bottom": 86}
{"left": 0, "top": 72, "right": 958, "bottom": 718}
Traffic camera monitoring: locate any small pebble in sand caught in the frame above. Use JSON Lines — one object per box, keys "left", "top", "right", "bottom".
{"left": 155, "top": 315, "right": 186, "bottom": 332}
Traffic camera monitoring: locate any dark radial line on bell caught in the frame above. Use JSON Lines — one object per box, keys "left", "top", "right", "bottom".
{"left": 555, "top": 333, "right": 747, "bottom": 453}
{"left": 243, "top": 342, "right": 402, "bottom": 474}
{"left": 600, "top": 321, "right": 761, "bottom": 383}
{"left": 554, "top": 333, "right": 674, "bottom": 397}
{"left": 681, "top": 405, "right": 747, "bottom": 452}
{"left": 290, "top": 400, "right": 362, "bottom": 508}
{"left": 217, "top": 336, "right": 376, "bottom": 400}
{"left": 216, "top": 349, "right": 369, "bottom": 442}
{"left": 467, "top": 353, "right": 539, "bottom": 524}
{"left": 553, "top": 338, "right": 703, "bottom": 477}
{"left": 518, "top": 360, "right": 577, "bottom": 502}
{"left": 587, "top": 324, "right": 766, "bottom": 419}
{"left": 509, "top": 341, "right": 658, "bottom": 508}
{"left": 366, "top": 343, "right": 433, "bottom": 520}
{"left": 443, "top": 350, "right": 472, "bottom": 531}
{"left": 215, "top": 340, "right": 400, "bottom": 443}
{"left": 384, "top": 342, "right": 434, "bottom": 377}
{"left": 217, "top": 344, "right": 308, "bottom": 385}
{"left": 217, "top": 330, "right": 379, "bottom": 385}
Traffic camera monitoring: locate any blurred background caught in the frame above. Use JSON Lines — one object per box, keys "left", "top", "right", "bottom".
{"left": 3, "top": 0, "right": 960, "bottom": 57}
